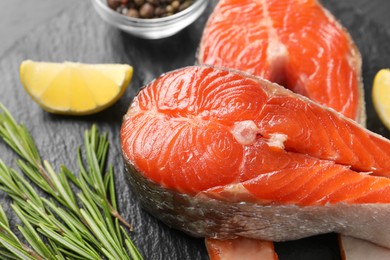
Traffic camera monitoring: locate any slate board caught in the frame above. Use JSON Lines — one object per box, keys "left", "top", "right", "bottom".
{"left": 0, "top": 0, "right": 389, "bottom": 259}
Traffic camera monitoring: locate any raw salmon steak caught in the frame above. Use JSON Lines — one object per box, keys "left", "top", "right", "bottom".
{"left": 121, "top": 66, "right": 390, "bottom": 248}
{"left": 198, "top": 0, "right": 365, "bottom": 123}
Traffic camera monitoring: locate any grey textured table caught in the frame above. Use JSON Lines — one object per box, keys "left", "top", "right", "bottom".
{"left": 0, "top": 0, "right": 78, "bottom": 57}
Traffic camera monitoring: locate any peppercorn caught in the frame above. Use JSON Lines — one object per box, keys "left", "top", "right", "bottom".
{"left": 139, "top": 3, "right": 155, "bottom": 18}
{"left": 108, "top": 0, "right": 121, "bottom": 9}
{"left": 134, "top": 0, "right": 144, "bottom": 6}
{"left": 166, "top": 5, "right": 174, "bottom": 13}
{"left": 179, "top": 0, "right": 192, "bottom": 12}
{"left": 146, "top": 0, "right": 158, "bottom": 5}
{"left": 127, "top": 8, "right": 140, "bottom": 18}
{"left": 107, "top": 0, "right": 195, "bottom": 19}
{"left": 171, "top": 0, "right": 180, "bottom": 10}
{"left": 154, "top": 6, "right": 166, "bottom": 17}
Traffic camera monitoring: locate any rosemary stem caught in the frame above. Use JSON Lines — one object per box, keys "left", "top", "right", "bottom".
{"left": 0, "top": 104, "right": 143, "bottom": 260}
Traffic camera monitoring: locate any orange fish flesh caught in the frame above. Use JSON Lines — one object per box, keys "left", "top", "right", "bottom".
{"left": 198, "top": 0, "right": 365, "bottom": 124}
{"left": 206, "top": 237, "right": 278, "bottom": 260}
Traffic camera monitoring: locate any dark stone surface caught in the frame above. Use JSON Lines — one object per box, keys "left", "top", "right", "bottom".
{"left": 0, "top": 0, "right": 389, "bottom": 259}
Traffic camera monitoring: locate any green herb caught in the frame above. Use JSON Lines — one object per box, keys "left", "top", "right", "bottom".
{"left": 0, "top": 104, "right": 143, "bottom": 260}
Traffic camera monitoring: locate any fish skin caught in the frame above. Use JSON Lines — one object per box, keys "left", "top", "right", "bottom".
{"left": 124, "top": 161, "right": 390, "bottom": 248}
{"left": 198, "top": 0, "right": 365, "bottom": 124}
{"left": 120, "top": 66, "right": 390, "bottom": 247}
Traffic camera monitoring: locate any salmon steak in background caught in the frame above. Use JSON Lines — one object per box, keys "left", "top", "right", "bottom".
{"left": 120, "top": 66, "right": 390, "bottom": 250}
{"left": 206, "top": 238, "right": 278, "bottom": 260}
{"left": 198, "top": 0, "right": 365, "bottom": 124}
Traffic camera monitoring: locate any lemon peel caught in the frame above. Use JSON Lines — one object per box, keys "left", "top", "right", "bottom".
{"left": 20, "top": 60, "right": 133, "bottom": 115}
{"left": 372, "top": 69, "right": 390, "bottom": 130}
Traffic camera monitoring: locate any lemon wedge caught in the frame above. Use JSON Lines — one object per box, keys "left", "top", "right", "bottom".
{"left": 20, "top": 60, "right": 133, "bottom": 115}
{"left": 372, "top": 69, "right": 390, "bottom": 130}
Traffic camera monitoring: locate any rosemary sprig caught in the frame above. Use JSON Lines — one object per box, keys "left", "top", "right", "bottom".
{"left": 0, "top": 104, "right": 143, "bottom": 260}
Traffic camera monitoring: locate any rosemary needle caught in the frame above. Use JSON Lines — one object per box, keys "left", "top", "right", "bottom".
{"left": 0, "top": 104, "right": 143, "bottom": 260}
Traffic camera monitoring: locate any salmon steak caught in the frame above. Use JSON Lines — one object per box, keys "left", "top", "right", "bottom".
{"left": 198, "top": 0, "right": 365, "bottom": 123}
{"left": 121, "top": 66, "right": 390, "bottom": 248}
